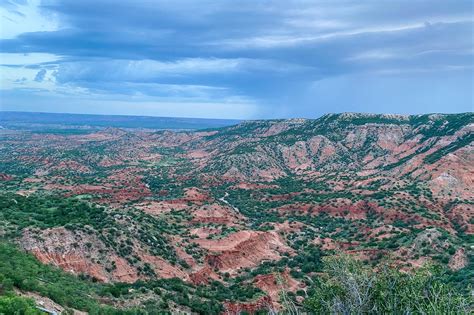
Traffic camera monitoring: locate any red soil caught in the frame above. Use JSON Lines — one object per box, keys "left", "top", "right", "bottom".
{"left": 195, "top": 231, "right": 292, "bottom": 274}
{"left": 0, "top": 173, "right": 13, "bottom": 181}
{"left": 223, "top": 295, "right": 273, "bottom": 315}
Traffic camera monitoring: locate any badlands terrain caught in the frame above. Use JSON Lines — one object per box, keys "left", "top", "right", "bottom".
{"left": 0, "top": 112, "right": 473, "bottom": 313}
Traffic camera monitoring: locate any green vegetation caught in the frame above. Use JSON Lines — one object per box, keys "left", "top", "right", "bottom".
{"left": 0, "top": 193, "right": 111, "bottom": 234}
{"left": 0, "top": 242, "right": 264, "bottom": 314}
{"left": 0, "top": 294, "right": 42, "bottom": 315}
{"left": 0, "top": 112, "right": 472, "bottom": 313}
{"left": 425, "top": 132, "right": 474, "bottom": 164}
{"left": 0, "top": 193, "right": 182, "bottom": 271}
{"left": 304, "top": 255, "right": 471, "bottom": 314}
{"left": 410, "top": 112, "right": 473, "bottom": 140}
{"left": 445, "top": 251, "right": 474, "bottom": 294}
{"left": 0, "top": 242, "right": 105, "bottom": 312}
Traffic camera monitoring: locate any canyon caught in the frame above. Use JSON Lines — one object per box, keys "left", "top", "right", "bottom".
{"left": 0, "top": 112, "right": 472, "bottom": 313}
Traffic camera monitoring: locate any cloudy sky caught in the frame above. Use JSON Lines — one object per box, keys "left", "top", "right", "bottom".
{"left": 0, "top": 0, "right": 473, "bottom": 119}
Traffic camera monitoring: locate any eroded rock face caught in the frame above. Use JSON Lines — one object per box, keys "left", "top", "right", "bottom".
{"left": 280, "top": 141, "right": 312, "bottom": 171}
{"left": 277, "top": 200, "right": 375, "bottom": 220}
{"left": 0, "top": 173, "right": 13, "bottom": 181}
{"left": 139, "top": 253, "right": 189, "bottom": 281}
{"left": 191, "top": 203, "right": 244, "bottom": 225}
{"left": 428, "top": 145, "right": 474, "bottom": 200}
{"left": 223, "top": 295, "right": 273, "bottom": 315}
{"left": 449, "top": 248, "right": 468, "bottom": 271}
{"left": 189, "top": 265, "right": 220, "bottom": 285}
{"left": 253, "top": 270, "right": 301, "bottom": 309}
{"left": 448, "top": 203, "right": 474, "bottom": 235}
{"left": 195, "top": 231, "right": 292, "bottom": 274}
{"left": 31, "top": 249, "right": 109, "bottom": 282}
{"left": 21, "top": 227, "right": 138, "bottom": 283}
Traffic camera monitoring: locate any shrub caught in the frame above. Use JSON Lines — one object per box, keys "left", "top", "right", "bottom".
{"left": 304, "top": 255, "right": 471, "bottom": 314}
{"left": 0, "top": 294, "right": 41, "bottom": 315}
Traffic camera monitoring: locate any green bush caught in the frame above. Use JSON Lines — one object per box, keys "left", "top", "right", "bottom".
{"left": 0, "top": 294, "right": 41, "bottom": 315}
{"left": 304, "top": 255, "right": 471, "bottom": 314}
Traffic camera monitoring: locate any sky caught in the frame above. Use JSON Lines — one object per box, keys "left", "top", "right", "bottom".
{"left": 0, "top": 0, "right": 473, "bottom": 119}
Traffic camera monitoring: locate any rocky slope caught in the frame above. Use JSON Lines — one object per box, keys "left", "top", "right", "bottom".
{"left": 0, "top": 112, "right": 472, "bottom": 313}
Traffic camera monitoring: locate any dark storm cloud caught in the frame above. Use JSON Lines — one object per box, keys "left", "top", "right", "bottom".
{"left": 1, "top": 0, "right": 472, "bottom": 118}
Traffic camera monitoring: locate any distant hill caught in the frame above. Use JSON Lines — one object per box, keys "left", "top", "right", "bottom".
{"left": 0, "top": 111, "right": 240, "bottom": 131}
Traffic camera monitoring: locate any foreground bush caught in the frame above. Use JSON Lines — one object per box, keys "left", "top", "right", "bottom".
{"left": 0, "top": 294, "right": 41, "bottom": 315}
{"left": 304, "top": 255, "right": 471, "bottom": 314}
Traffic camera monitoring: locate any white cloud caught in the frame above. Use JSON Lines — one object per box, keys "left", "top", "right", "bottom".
{"left": 0, "top": 53, "right": 62, "bottom": 65}
{"left": 54, "top": 58, "right": 245, "bottom": 83}
{"left": 0, "top": 65, "right": 57, "bottom": 90}
{"left": 213, "top": 18, "right": 472, "bottom": 50}
{"left": 0, "top": 0, "right": 59, "bottom": 39}
{"left": 347, "top": 50, "right": 397, "bottom": 61}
